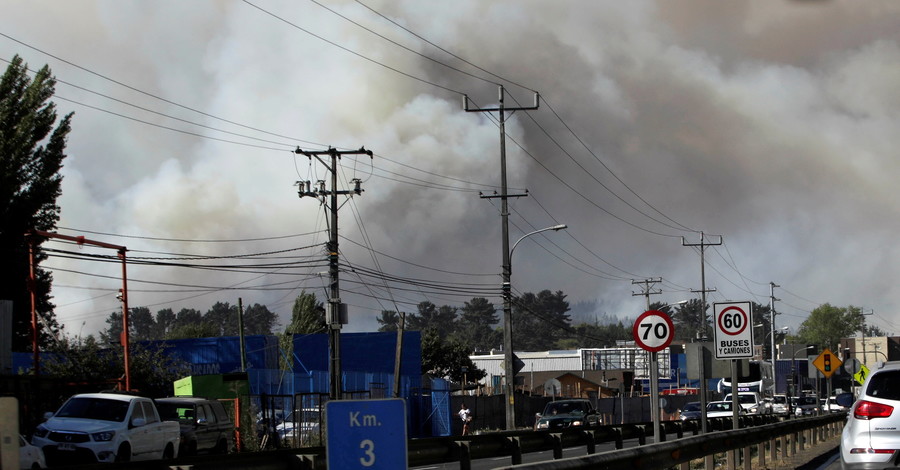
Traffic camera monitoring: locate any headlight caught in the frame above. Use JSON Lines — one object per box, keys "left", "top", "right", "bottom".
{"left": 92, "top": 431, "right": 115, "bottom": 442}
{"left": 536, "top": 421, "right": 548, "bottom": 429}
{"left": 33, "top": 426, "right": 48, "bottom": 438}
{"left": 571, "top": 420, "right": 583, "bottom": 426}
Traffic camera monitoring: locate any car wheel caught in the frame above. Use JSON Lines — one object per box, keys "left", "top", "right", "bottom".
{"left": 214, "top": 438, "right": 228, "bottom": 454}
{"left": 163, "top": 443, "right": 175, "bottom": 460}
{"left": 115, "top": 443, "right": 131, "bottom": 462}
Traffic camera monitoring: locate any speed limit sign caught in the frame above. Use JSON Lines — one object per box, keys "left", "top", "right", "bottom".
{"left": 633, "top": 310, "right": 675, "bottom": 352}
{"left": 713, "top": 301, "right": 753, "bottom": 359}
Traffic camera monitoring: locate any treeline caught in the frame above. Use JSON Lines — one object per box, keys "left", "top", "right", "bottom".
{"left": 376, "top": 290, "right": 634, "bottom": 354}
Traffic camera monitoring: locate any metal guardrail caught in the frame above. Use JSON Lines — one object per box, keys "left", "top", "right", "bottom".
{"left": 493, "top": 413, "right": 845, "bottom": 470}
{"left": 63, "top": 414, "right": 842, "bottom": 470}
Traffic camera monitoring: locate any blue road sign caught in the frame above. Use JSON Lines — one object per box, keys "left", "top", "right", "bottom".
{"left": 326, "top": 398, "right": 408, "bottom": 469}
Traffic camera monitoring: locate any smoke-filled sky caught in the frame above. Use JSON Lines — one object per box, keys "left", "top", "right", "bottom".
{"left": 4, "top": 0, "right": 899, "bottom": 343}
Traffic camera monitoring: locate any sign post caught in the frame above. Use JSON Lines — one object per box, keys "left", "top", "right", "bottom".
{"left": 713, "top": 301, "right": 753, "bottom": 440}
{"left": 326, "top": 399, "right": 407, "bottom": 469}
{"left": 633, "top": 310, "right": 675, "bottom": 443}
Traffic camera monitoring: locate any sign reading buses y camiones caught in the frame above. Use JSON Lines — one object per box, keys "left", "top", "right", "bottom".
{"left": 713, "top": 301, "right": 753, "bottom": 359}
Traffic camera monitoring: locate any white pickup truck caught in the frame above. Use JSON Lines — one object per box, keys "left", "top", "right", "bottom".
{"left": 32, "top": 392, "right": 180, "bottom": 465}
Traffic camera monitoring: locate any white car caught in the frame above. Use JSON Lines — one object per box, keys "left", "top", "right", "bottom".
{"left": 706, "top": 401, "right": 745, "bottom": 418}
{"left": 20, "top": 435, "right": 46, "bottom": 470}
{"left": 275, "top": 408, "right": 322, "bottom": 447}
{"left": 771, "top": 395, "right": 788, "bottom": 414}
{"left": 840, "top": 361, "right": 900, "bottom": 469}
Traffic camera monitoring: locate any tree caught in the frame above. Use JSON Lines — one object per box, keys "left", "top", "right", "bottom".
{"left": 420, "top": 328, "right": 485, "bottom": 384}
{"left": 406, "top": 301, "right": 458, "bottom": 337}
{"left": 242, "top": 303, "right": 277, "bottom": 335}
{"left": 204, "top": 302, "right": 238, "bottom": 336}
{"left": 796, "top": 304, "right": 865, "bottom": 352}
{"left": 672, "top": 299, "right": 708, "bottom": 342}
{"left": 511, "top": 290, "right": 572, "bottom": 351}
{"left": 0, "top": 55, "right": 73, "bottom": 351}
{"left": 456, "top": 297, "right": 500, "bottom": 352}
{"left": 42, "top": 333, "right": 190, "bottom": 397}
{"left": 283, "top": 292, "right": 325, "bottom": 335}
{"left": 376, "top": 310, "right": 403, "bottom": 332}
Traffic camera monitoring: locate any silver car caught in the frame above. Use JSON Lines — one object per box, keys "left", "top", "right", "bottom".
{"left": 840, "top": 361, "right": 900, "bottom": 469}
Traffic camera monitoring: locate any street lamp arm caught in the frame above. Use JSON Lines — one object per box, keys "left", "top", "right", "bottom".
{"left": 510, "top": 224, "right": 567, "bottom": 260}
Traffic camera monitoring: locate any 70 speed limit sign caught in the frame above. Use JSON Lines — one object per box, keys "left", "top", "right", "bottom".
{"left": 632, "top": 310, "right": 675, "bottom": 352}
{"left": 713, "top": 301, "right": 753, "bottom": 359}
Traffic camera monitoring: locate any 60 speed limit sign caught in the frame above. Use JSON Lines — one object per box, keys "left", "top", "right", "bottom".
{"left": 632, "top": 310, "right": 675, "bottom": 352}
{"left": 713, "top": 301, "right": 753, "bottom": 359}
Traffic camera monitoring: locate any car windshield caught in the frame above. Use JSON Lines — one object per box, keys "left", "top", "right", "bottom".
{"left": 738, "top": 395, "right": 756, "bottom": 404}
{"left": 56, "top": 397, "right": 130, "bottom": 422}
{"left": 773, "top": 396, "right": 786, "bottom": 404}
{"left": 867, "top": 370, "right": 900, "bottom": 400}
{"left": 544, "top": 402, "right": 585, "bottom": 415}
{"left": 683, "top": 402, "right": 701, "bottom": 412}
{"left": 156, "top": 403, "right": 195, "bottom": 423}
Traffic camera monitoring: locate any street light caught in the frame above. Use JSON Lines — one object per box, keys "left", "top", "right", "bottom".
{"left": 502, "top": 224, "right": 567, "bottom": 430}
{"left": 788, "top": 345, "right": 814, "bottom": 418}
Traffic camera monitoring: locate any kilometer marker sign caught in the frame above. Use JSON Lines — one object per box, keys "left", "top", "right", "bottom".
{"left": 713, "top": 301, "right": 753, "bottom": 359}
{"left": 633, "top": 310, "right": 675, "bottom": 352}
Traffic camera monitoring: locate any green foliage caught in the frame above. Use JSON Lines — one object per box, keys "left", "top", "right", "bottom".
{"left": 280, "top": 292, "right": 325, "bottom": 369}
{"left": 0, "top": 55, "right": 72, "bottom": 351}
{"left": 42, "top": 334, "right": 190, "bottom": 397}
{"left": 671, "top": 299, "right": 708, "bottom": 341}
{"left": 797, "top": 304, "right": 865, "bottom": 351}
{"left": 376, "top": 310, "right": 403, "bottom": 332}
{"left": 455, "top": 297, "right": 500, "bottom": 352}
{"left": 99, "top": 303, "right": 277, "bottom": 345}
{"left": 421, "top": 328, "right": 485, "bottom": 384}
{"left": 511, "top": 290, "right": 572, "bottom": 351}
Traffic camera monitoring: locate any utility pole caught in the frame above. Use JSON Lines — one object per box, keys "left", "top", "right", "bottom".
{"left": 861, "top": 308, "right": 873, "bottom": 366}
{"left": 769, "top": 282, "right": 780, "bottom": 366}
{"left": 295, "top": 146, "right": 373, "bottom": 400}
{"left": 681, "top": 232, "right": 721, "bottom": 437}
{"left": 632, "top": 278, "right": 662, "bottom": 443}
{"left": 464, "top": 85, "right": 539, "bottom": 431}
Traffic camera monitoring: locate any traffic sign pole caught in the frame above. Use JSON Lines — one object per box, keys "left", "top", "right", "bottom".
{"left": 633, "top": 310, "right": 674, "bottom": 444}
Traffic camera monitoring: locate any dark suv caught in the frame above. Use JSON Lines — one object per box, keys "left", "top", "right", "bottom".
{"left": 156, "top": 397, "right": 234, "bottom": 455}
{"left": 534, "top": 399, "right": 601, "bottom": 430}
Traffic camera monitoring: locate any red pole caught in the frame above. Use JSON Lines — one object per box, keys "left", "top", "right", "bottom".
{"left": 119, "top": 249, "right": 131, "bottom": 391}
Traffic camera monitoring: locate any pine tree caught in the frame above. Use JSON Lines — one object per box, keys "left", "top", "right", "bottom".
{"left": 0, "top": 55, "right": 73, "bottom": 352}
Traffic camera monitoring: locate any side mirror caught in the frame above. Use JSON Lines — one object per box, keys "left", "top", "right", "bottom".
{"left": 131, "top": 418, "right": 147, "bottom": 427}
{"left": 836, "top": 392, "right": 854, "bottom": 408}
{"left": 197, "top": 418, "right": 209, "bottom": 426}
{"left": 43, "top": 412, "right": 54, "bottom": 420}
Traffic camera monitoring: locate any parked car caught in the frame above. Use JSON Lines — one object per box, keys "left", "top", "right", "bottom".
{"left": 706, "top": 400, "right": 745, "bottom": 418}
{"left": 840, "top": 361, "right": 900, "bottom": 469}
{"left": 275, "top": 407, "right": 322, "bottom": 446}
{"left": 19, "top": 435, "right": 46, "bottom": 470}
{"left": 679, "top": 402, "right": 702, "bottom": 421}
{"left": 791, "top": 396, "right": 818, "bottom": 416}
{"left": 534, "top": 399, "right": 601, "bottom": 430}
{"left": 31, "top": 392, "right": 180, "bottom": 465}
{"left": 155, "top": 397, "right": 234, "bottom": 455}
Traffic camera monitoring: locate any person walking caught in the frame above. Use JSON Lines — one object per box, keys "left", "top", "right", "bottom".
{"left": 458, "top": 403, "right": 472, "bottom": 435}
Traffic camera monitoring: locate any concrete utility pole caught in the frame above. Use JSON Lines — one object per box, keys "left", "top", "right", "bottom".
{"left": 295, "top": 146, "right": 373, "bottom": 401}
{"left": 769, "top": 283, "right": 780, "bottom": 365}
{"left": 464, "top": 85, "right": 539, "bottom": 431}
{"left": 681, "top": 232, "right": 721, "bottom": 436}
{"left": 632, "top": 278, "right": 662, "bottom": 443}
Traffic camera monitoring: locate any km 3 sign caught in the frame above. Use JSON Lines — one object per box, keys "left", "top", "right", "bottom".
{"left": 713, "top": 301, "right": 754, "bottom": 360}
